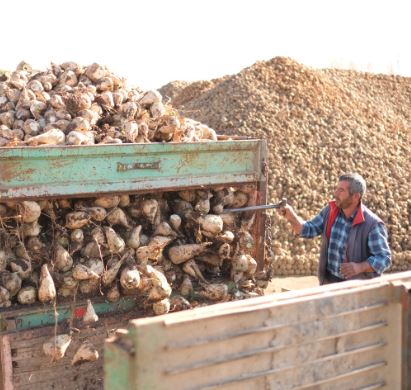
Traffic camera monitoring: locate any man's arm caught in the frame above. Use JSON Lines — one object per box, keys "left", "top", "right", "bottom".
{"left": 279, "top": 205, "right": 326, "bottom": 237}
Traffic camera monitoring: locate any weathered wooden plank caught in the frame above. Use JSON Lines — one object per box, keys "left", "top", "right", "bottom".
{"left": 134, "top": 285, "right": 395, "bottom": 354}
{"left": 11, "top": 323, "right": 114, "bottom": 352}
{"left": 12, "top": 345, "right": 104, "bottom": 374}
{"left": 212, "top": 375, "right": 387, "bottom": 390}
{"left": 161, "top": 305, "right": 388, "bottom": 354}
{"left": 154, "top": 343, "right": 388, "bottom": 389}
{"left": 210, "top": 363, "right": 386, "bottom": 390}
{"left": 0, "top": 335, "right": 13, "bottom": 390}
{"left": 10, "top": 318, "right": 132, "bottom": 374}
{"left": 12, "top": 329, "right": 109, "bottom": 361}
{"left": 13, "top": 365, "right": 103, "bottom": 388}
{"left": 263, "top": 359, "right": 386, "bottom": 390}
{"left": 164, "top": 324, "right": 387, "bottom": 375}
{"left": 2, "top": 307, "right": 135, "bottom": 389}
{"left": 12, "top": 337, "right": 105, "bottom": 374}
{"left": 12, "top": 349, "right": 102, "bottom": 383}
{"left": 105, "top": 282, "right": 403, "bottom": 390}
{"left": 133, "top": 282, "right": 395, "bottom": 331}
{"left": 16, "top": 374, "right": 103, "bottom": 390}
{"left": 13, "top": 359, "right": 102, "bottom": 381}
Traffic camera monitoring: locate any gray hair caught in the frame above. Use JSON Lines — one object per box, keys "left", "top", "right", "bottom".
{"left": 339, "top": 173, "right": 366, "bottom": 197}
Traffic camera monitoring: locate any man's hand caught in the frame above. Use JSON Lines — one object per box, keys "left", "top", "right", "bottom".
{"left": 277, "top": 204, "right": 293, "bottom": 218}
{"left": 340, "top": 262, "right": 362, "bottom": 279}
{"left": 340, "top": 261, "right": 374, "bottom": 279}
{"left": 277, "top": 204, "right": 304, "bottom": 235}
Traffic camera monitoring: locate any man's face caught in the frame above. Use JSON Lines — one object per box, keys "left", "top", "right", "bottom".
{"left": 333, "top": 180, "right": 358, "bottom": 209}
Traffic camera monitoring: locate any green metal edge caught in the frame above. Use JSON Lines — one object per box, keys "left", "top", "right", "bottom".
{"left": 1, "top": 297, "right": 136, "bottom": 332}
{"left": 0, "top": 140, "right": 260, "bottom": 158}
{"left": 0, "top": 140, "right": 262, "bottom": 199}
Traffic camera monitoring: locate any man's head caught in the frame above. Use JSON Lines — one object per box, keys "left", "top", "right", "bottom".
{"left": 333, "top": 173, "right": 366, "bottom": 209}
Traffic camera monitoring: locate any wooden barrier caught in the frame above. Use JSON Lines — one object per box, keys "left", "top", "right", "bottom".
{"left": 105, "top": 273, "right": 411, "bottom": 389}
{"left": 0, "top": 299, "right": 140, "bottom": 390}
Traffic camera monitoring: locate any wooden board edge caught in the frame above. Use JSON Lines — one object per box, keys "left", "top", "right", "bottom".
{"left": 0, "top": 335, "right": 13, "bottom": 390}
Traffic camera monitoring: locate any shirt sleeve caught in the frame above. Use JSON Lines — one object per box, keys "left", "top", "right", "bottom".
{"left": 367, "top": 223, "right": 391, "bottom": 274}
{"left": 300, "top": 206, "right": 328, "bottom": 238}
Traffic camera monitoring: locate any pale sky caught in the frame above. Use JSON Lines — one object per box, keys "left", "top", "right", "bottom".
{"left": 2, "top": 0, "right": 410, "bottom": 90}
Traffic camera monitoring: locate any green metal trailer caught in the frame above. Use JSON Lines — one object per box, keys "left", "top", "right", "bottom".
{"left": 0, "top": 138, "right": 269, "bottom": 389}
{"left": 0, "top": 139, "right": 267, "bottom": 201}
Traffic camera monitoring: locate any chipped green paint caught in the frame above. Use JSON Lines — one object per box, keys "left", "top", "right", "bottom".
{"left": 104, "top": 332, "right": 134, "bottom": 390}
{"left": 0, "top": 140, "right": 265, "bottom": 200}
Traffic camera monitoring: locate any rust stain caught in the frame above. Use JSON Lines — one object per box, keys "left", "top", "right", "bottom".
{"left": 0, "top": 162, "right": 34, "bottom": 182}
{"left": 19, "top": 168, "right": 35, "bottom": 178}
{"left": 176, "top": 152, "right": 199, "bottom": 174}
{"left": 0, "top": 162, "right": 14, "bottom": 181}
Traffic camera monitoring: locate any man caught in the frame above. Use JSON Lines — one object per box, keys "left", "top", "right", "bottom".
{"left": 279, "top": 173, "right": 391, "bottom": 284}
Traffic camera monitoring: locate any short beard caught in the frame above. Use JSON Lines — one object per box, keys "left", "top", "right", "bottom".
{"left": 339, "top": 196, "right": 355, "bottom": 209}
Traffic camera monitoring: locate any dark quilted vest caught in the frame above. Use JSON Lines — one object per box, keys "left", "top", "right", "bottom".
{"left": 318, "top": 203, "right": 383, "bottom": 285}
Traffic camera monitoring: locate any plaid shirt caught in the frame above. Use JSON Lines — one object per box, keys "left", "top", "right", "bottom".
{"left": 301, "top": 206, "right": 391, "bottom": 278}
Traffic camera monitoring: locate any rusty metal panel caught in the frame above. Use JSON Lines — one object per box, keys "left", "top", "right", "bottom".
{"left": 253, "top": 139, "right": 268, "bottom": 270}
{"left": 0, "top": 140, "right": 264, "bottom": 200}
{"left": 105, "top": 279, "right": 404, "bottom": 389}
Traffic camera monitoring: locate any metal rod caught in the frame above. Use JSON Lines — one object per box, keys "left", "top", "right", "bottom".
{"left": 223, "top": 198, "right": 287, "bottom": 213}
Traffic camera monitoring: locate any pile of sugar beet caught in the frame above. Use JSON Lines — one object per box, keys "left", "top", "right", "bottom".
{"left": 0, "top": 61, "right": 218, "bottom": 146}
{"left": 0, "top": 62, "right": 266, "bottom": 319}
{"left": 0, "top": 189, "right": 262, "bottom": 311}
{"left": 160, "top": 57, "right": 411, "bottom": 276}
